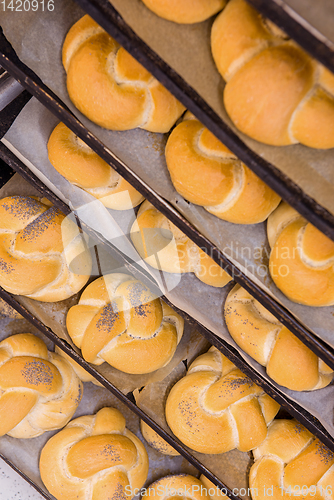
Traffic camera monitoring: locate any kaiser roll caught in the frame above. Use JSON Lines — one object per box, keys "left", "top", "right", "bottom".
{"left": 267, "top": 202, "right": 334, "bottom": 306}
{"left": 211, "top": 0, "right": 334, "bottom": 148}
{"left": 40, "top": 407, "right": 149, "bottom": 500}
{"left": 140, "top": 420, "right": 180, "bottom": 456}
{"left": 165, "top": 346, "right": 280, "bottom": 454}
{"left": 130, "top": 200, "right": 231, "bottom": 287}
{"left": 141, "top": 0, "right": 226, "bottom": 24}
{"left": 142, "top": 474, "right": 224, "bottom": 500}
{"left": 225, "top": 284, "right": 333, "bottom": 390}
{"left": 63, "top": 15, "right": 185, "bottom": 132}
{"left": 66, "top": 273, "right": 184, "bottom": 374}
{"left": 165, "top": 112, "right": 280, "bottom": 223}
{"left": 0, "top": 333, "right": 82, "bottom": 438}
{"left": 48, "top": 122, "right": 144, "bottom": 210}
{"left": 250, "top": 419, "right": 334, "bottom": 500}
{"left": 0, "top": 196, "right": 91, "bottom": 302}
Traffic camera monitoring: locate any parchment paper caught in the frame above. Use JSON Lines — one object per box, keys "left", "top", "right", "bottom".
{"left": 2, "top": 98, "right": 334, "bottom": 437}
{"left": 135, "top": 363, "right": 252, "bottom": 499}
{"left": 0, "top": 173, "right": 209, "bottom": 394}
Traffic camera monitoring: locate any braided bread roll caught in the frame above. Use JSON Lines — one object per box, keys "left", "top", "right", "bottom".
{"left": 66, "top": 273, "right": 184, "bottom": 374}
{"left": 165, "top": 112, "right": 280, "bottom": 223}
{"left": 0, "top": 333, "right": 82, "bottom": 438}
{"left": 250, "top": 420, "right": 334, "bottom": 500}
{"left": 40, "top": 407, "right": 149, "bottom": 500}
{"left": 63, "top": 15, "right": 185, "bottom": 132}
{"left": 225, "top": 285, "right": 334, "bottom": 391}
{"left": 141, "top": 0, "right": 226, "bottom": 24}
{"left": 140, "top": 420, "right": 180, "bottom": 456}
{"left": 267, "top": 202, "right": 334, "bottom": 306}
{"left": 142, "top": 474, "right": 221, "bottom": 500}
{"left": 165, "top": 346, "right": 280, "bottom": 454}
{"left": 211, "top": 0, "right": 334, "bottom": 148}
{"left": 130, "top": 201, "right": 231, "bottom": 287}
{"left": 48, "top": 122, "right": 144, "bottom": 210}
{"left": 0, "top": 196, "right": 91, "bottom": 302}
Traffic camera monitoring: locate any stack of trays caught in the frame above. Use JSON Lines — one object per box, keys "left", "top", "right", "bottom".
{"left": 0, "top": 0, "right": 334, "bottom": 498}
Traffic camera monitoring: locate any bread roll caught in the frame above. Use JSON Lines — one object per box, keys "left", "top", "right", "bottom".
{"left": 142, "top": 474, "right": 223, "bottom": 500}
{"left": 141, "top": 0, "right": 225, "bottom": 24}
{"left": 63, "top": 15, "right": 185, "bottom": 132}
{"left": 130, "top": 200, "right": 231, "bottom": 287}
{"left": 66, "top": 273, "right": 184, "bottom": 374}
{"left": 40, "top": 407, "right": 149, "bottom": 500}
{"left": 211, "top": 0, "right": 334, "bottom": 148}
{"left": 140, "top": 420, "right": 180, "bottom": 456}
{"left": 250, "top": 419, "right": 334, "bottom": 500}
{"left": 267, "top": 202, "right": 334, "bottom": 306}
{"left": 0, "top": 196, "right": 91, "bottom": 302}
{"left": 0, "top": 333, "right": 82, "bottom": 438}
{"left": 225, "top": 284, "right": 334, "bottom": 391}
{"left": 165, "top": 346, "right": 280, "bottom": 454}
{"left": 166, "top": 112, "right": 280, "bottom": 223}
{"left": 48, "top": 122, "right": 144, "bottom": 210}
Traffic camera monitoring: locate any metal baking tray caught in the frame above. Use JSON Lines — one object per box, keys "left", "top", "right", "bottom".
{"left": 0, "top": 29, "right": 333, "bottom": 378}
{"left": 0, "top": 93, "right": 333, "bottom": 458}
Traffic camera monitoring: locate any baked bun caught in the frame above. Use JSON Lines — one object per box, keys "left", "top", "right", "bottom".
{"left": 130, "top": 201, "right": 231, "bottom": 287}
{"left": 268, "top": 202, "right": 334, "bottom": 306}
{"left": 63, "top": 15, "right": 185, "bottom": 132}
{"left": 250, "top": 420, "right": 334, "bottom": 500}
{"left": 0, "top": 333, "right": 82, "bottom": 438}
{"left": 40, "top": 407, "right": 149, "bottom": 500}
{"left": 140, "top": 420, "right": 180, "bottom": 456}
{"left": 48, "top": 122, "right": 144, "bottom": 210}
{"left": 165, "top": 112, "right": 280, "bottom": 223}
{"left": 0, "top": 196, "right": 91, "bottom": 302}
{"left": 141, "top": 0, "right": 225, "bottom": 24}
{"left": 225, "top": 285, "right": 334, "bottom": 391}
{"left": 211, "top": 0, "right": 334, "bottom": 148}
{"left": 165, "top": 346, "right": 280, "bottom": 454}
{"left": 142, "top": 474, "right": 220, "bottom": 500}
{"left": 66, "top": 273, "right": 184, "bottom": 374}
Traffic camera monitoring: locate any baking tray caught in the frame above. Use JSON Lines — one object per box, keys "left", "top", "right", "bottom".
{"left": 72, "top": 0, "right": 334, "bottom": 241}
{"left": 246, "top": 0, "right": 334, "bottom": 74}
{"left": 0, "top": 27, "right": 333, "bottom": 378}
{"left": 0, "top": 134, "right": 334, "bottom": 459}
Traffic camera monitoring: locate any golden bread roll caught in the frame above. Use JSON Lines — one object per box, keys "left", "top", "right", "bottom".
{"left": 54, "top": 346, "right": 103, "bottom": 386}
{"left": 130, "top": 200, "right": 231, "bottom": 287}
{"left": 165, "top": 346, "right": 280, "bottom": 454}
{"left": 250, "top": 419, "right": 334, "bottom": 500}
{"left": 268, "top": 202, "right": 334, "bottom": 306}
{"left": 142, "top": 474, "right": 222, "bottom": 500}
{"left": 140, "top": 420, "right": 180, "bottom": 456}
{"left": 40, "top": 407, "right": 149, "bottom": 500}
{"left": 165, "top": 112, "right": 280, "bottom": 223}
{"left": 63, "top": 15, "right": 185, "bottom": 132}
{"left": 66, "top": 273, "right": 184, "bottom": 374}
{"left": 141, "top": 0, "right": 226, "bottom": 24}
{"left": 0, "top": 298, "right": 22, "bottom": 319}
{"left": 211, "top": 0, "right": 334, "bottom": 148}
{"left": 0, "top": 196, "right": 91, "bottom": 302}
{"left": 48, "top": 122, "right": 144, "bottom": 210}
{"left": 0, "top": 333, "right": 82, "bottom": 438}
{"left": 225, "top": 285, "right": 334, "bottom": 391}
